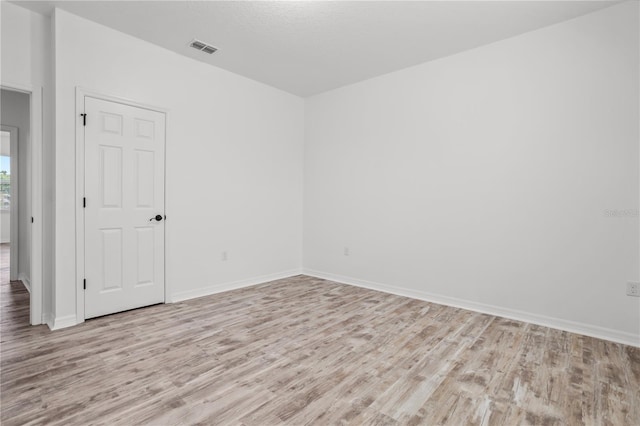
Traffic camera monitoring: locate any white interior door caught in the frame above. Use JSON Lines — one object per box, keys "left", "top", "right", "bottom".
{"left": 84, "top": 96, "right": 165, "bottom": 319}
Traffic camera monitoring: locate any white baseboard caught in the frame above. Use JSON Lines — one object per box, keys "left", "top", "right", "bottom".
{"left": 303, "top": 269, "right": 640, "bottom": 348}
{"left": 50, "top": 314, "right": 78, "bottom": 330}
{"left": 170, "top": 269, "right": 303, "bottom": 303}
{"left": 18, "top": 273, "right": 31, "bottom": 293}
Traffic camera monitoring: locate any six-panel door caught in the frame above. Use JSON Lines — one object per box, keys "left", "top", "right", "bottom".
{"left": 84, "top": 97, "right": 165, "bottom": 319}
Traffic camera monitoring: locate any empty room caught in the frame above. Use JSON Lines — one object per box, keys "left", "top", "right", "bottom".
{"left": 1, "top": 0, "right": 638, "bottom": 424}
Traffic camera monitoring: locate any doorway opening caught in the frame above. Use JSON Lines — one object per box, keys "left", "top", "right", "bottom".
{"left": 1, "top": 87, "right": 39, "bottom": 325}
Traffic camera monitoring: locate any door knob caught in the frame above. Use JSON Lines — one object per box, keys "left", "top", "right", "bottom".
{"left": 150, "top": 215, "right": 163, "bottom": 222}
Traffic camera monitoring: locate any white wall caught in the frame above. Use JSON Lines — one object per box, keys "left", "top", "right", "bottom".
{"left": 304, "top": 2, "right": 640, "bottom": 344}
{"left": 1, "top": 1, "right": 55, "bottom": 323}
{"left": 1, "top": 89, "right": 31, "bottom": 279}
{"left": 53, "top": 10, "right": 304, "bottom": 323}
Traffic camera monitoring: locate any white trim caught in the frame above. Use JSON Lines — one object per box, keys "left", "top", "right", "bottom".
{"left": 1, "top": 82, "right": 44, "bottom": 326}
{"left": 76, "top": 87, "right": 169, "bottom": 114}
{"left": 18, "top": 273, "right": 31, "bottom": 293}
{"left": 1, "top": 125, "right": 19, "bottom": 280}
{"left": 31, "top": 86, "right": 43, "bottom": 326}
{"left": 0, "top": 82, "right": 34, "bottom": 95}
{"left": 170, "top": 269, "right": 303, "bottom": 303}
{"left": 163, "top": 101, "right": 170, "bottom": 305}
{"left": 75, "top": 87, "right": 169, "bottom": 325}
{"left": 50, "top": 314, "right": 78, "bottom": 330}
{"left": 74, "top": 88, "right": 85, "bottom": 325}
{"left": 303, "top": 269, "right": 640, "bottom": 348}
{"left": 43, "top": 311, "right": 54, "bottom": 329}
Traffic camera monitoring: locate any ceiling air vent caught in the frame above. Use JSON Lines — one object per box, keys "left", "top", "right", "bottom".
{"left": 189, "top": 39, "right": 218, "bottom": 54}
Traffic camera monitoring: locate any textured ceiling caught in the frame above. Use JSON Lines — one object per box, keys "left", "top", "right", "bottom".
{"left": 15, "top": 1, "right": 619, "bottom": 97}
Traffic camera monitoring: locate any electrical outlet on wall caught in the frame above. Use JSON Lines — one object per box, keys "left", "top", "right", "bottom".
{"left": 627, "top": 282, "right": 640, "bottom": 297}
{"left": 344, "top": 247, "right": 350, "bottom": 256}
{"left": 221, "top": 251, "right": 228, "bottom": 262}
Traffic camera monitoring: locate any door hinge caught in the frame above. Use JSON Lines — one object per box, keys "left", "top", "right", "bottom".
{"left": 83, "top": 279, "right": 86, "bottom": 290}
{"left": 83, "top": 197, "right": 86, "bottom": 208}
{"left": 80, "top": 113, "right": 87, "bottom": 126}
{"left": 31, "top": 217, "right": 34, "bottom": 223}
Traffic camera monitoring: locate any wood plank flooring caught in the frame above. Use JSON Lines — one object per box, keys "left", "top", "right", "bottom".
{"left": 1, "top": 248, "right": 639, "bottom": 424}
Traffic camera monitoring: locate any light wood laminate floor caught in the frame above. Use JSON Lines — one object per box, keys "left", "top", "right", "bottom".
{"left": 1, "top": 253, "right": 639, "bottom": 424}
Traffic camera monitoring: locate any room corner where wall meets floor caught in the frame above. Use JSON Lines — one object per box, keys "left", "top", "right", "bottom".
{"left": 302, "top": 271, "right": 640, "bottom": 348}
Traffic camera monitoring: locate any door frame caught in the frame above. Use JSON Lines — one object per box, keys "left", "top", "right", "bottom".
{"left": 1, "top": 82, "right": 43, "bottom": 325}
{"left": 75, "top": 88, "right": 169, "bottom": 324}
{"left": 1, "top": 125, "right": 19, "bottom": 280}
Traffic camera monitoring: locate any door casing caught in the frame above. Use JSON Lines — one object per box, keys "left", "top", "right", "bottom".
{"left": 75, "top": 88, "right": 169, "bottom": 324}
